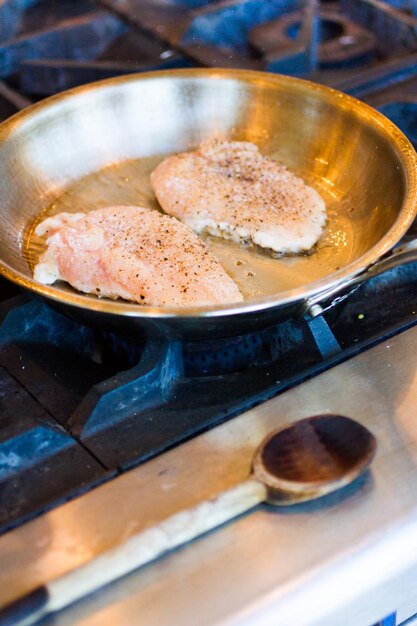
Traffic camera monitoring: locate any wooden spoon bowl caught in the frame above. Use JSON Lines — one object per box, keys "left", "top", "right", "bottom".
{"left": 253, "top": 414, "right": 377, "bottom": 504}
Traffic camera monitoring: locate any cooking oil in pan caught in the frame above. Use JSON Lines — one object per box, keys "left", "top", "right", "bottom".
{"left": 25, "top": 155, "right": 355, "bottom": 301}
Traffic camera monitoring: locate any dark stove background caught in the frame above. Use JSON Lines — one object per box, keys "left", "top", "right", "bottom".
{"left": 2, "top": 0, "right": 417, "bottom": 137}
{"left": 1, "top": 0, "right": 417, "bottom": 536}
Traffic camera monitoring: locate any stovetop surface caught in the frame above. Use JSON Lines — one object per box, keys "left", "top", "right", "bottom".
{"left": 1, "top": 257, "right": 417, "bottom": 534}
{"left": 1, "top": 322, "right": 417, "bottom": 626}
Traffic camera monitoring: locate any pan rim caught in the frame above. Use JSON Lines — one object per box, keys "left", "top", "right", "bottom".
{"left": 0, "top": 67, "right": 416, "bottom": 319}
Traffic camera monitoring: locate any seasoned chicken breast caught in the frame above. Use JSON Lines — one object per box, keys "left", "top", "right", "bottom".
{"left": 33, "top": 206, "right": 243, "bottom": 306}
{"left": 151, "top": 140, "right": 326, "bottom": 254}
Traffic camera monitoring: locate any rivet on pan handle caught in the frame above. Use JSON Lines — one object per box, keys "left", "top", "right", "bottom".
{"left": 304, "top": 238, "right": 417, "bottom": 318}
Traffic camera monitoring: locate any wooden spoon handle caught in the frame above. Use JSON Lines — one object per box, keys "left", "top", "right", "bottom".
{"left": 0, "top": 479, "right": 266, "bottom": 626}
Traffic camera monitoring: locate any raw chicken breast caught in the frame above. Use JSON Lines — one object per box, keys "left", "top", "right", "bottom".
{"left": 33, "top": 206, "right": 243, "bottom": 306}
{"left": 151, "top": 140, "right": 326, "bottom": 254}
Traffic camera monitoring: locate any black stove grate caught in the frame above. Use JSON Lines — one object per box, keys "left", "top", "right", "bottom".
{"left": 1, "top": 0, "right": 417, "bottom": 151}
{"left": 1, "top": 259, "right": 417, "bottom": 533}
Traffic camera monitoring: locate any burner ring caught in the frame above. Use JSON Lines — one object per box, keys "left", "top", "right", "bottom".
{"left": 249, "top": 11, "right": 377, "bottom": 68}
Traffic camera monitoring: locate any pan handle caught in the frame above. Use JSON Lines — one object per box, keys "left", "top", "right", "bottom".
{"left": 304, "top": 238, "right": 417, "bottom": 318}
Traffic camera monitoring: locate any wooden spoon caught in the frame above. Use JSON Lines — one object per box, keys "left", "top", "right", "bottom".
{"left": 0, "top": 414, "right": 376, "bottom": 626}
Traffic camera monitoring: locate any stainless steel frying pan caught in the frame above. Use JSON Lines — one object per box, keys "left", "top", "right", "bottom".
{"left": 0, "top": 69, "right": 416, "bottom": 339}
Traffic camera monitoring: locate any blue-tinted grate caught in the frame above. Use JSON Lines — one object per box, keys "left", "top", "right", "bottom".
{"left": 377, "top": 102, "right": 417, "bottom": 147}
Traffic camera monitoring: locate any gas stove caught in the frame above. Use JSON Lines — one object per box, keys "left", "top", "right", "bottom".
{"left": 1, "top": 1, "right": 417, "bottom": 625}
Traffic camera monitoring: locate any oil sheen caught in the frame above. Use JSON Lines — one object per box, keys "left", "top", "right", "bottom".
{"left": 25, "top": 155, "right": 354, "bottom": 301}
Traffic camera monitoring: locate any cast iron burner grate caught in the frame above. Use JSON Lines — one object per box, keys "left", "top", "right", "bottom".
{"left": 2, "top": 0, "right": 417, "bottom": 163}
{"left": 1, "top": 259, "right": 417, "bottom": 533}
{"left": 2, "top": 0, "right": 417, "bottom": 106}
{"left": 2, "top": 0, "right": 417, "bottom": 148}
